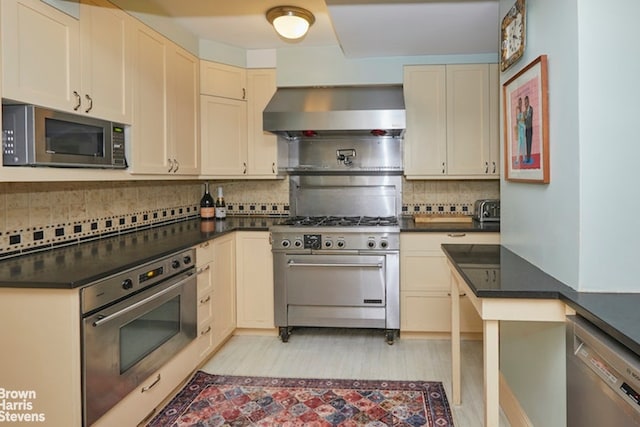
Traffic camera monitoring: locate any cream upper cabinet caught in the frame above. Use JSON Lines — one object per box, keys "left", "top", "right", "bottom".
{"left": 129, "top": 22, "right": 199, "bottom": 175}
{"left": 200, "top": 61, "right": 247, "bottom": 100}
{"left": 200, "top": 66, "right": 278, "bottom": 179}
{"left": 1, "top": 0, "right": 132, "bottom": 123}
{"left": 1, "top": 0, "right": 80, "bottom": 112}
{"left": 246, "top": 69, "right": 278, "bottom": 177}
{"left": 167, "top": 43, "right": 200, "bottom": 175}
{"left": 79, "top": 0, "right": 132, "bottom": 123}
{"left": 200, "top": 95, "right": 248, "bottom": 176}
{"left": 235, "top": 231, "right": 274, "bottom": 329}
{"left": 403, "top": 65, "right": 447, "bottom": 176}
{"left": 400, "top": 232, "right": 500, "bottom": 334}
{"left": 404, "top": 64, "right": 499, "bottom": 179}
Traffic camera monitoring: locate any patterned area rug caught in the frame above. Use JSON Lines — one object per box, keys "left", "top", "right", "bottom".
{"left": 146, "top": 371, "right": 455, "bottom": 426}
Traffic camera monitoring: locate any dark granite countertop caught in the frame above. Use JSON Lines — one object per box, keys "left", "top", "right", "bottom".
{"left": 442, "top": 243, "right": 640, "bottom": 358}
{"left": 0, "top": 216, "right": 499, "bottom": 290}
{"left": 399, "top": 217, "right": 500, "bottom": 233}
{"left": 0, "top": 217, "right": 277, "bottom": 289}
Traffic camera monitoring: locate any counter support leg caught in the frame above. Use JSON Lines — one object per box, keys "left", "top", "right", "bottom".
{"left": 483, "top": 319, "right": 499, "bottom": 427}
{"left": 451, "top": 275, "right": 461, "bottom": 405}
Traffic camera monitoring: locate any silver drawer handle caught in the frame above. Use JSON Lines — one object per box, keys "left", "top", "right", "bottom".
{"left": 197, "top": 265, "right": 211, "bottom": 274}
{"left": 200, "top": 295, "right": 211, "bottom": 304}
{"left": 201, "top": 325, "right": 212, "bottom": 335}
{"left": 288, "top": 261, "right": 382, "bottom": 269}
{"left": 141, "top": 374, "right": 161, "bottom": 392}
{"left": 447, "top": 233, "right": 467, "bottom": 237}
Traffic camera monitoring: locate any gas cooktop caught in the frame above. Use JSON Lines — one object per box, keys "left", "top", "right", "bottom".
{"left": 276, "top": 215, "right": 399, "bottom": 227}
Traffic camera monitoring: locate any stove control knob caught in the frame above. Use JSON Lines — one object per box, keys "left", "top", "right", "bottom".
{"left": 367, "top": 239, "right": 376, "bottom": 249}
{"left": 281, "top": 239, "right": 290, "bottom": 248}
{"left": 294, "top": 239, "right": 303, "bottom": 248}
{"left": 171, "top": 260, "right": 180, "bottom": 269}
{"left": 380, "top": 240, "right": 389, "bottom": 249}
{"left": 122, "top": 278, "right": 133, "bottom": 290}
{"left": 183, "top": 255, "right": 192, "bottom": 265}
{"left": 337, "top": 240, "right": 345, "bottom": 248}
{"left": 324, "top": 240, "right": 333, "bottom": 248}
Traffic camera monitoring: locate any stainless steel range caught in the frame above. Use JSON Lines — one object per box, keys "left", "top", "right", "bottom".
{"left": 266, "top": 85, "right": 405, "bottom": 345}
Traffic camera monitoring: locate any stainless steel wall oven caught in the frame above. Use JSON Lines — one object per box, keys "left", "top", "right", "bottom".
{"left": 81, "top": 249, "right": 196, "bottom": 426}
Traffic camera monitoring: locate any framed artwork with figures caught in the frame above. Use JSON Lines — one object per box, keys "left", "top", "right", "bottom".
{"left": 500, "top": 0, "right": 526, "bottom": 71}
{"left": 503, "top": 55, "right": 549, "bottom": 183}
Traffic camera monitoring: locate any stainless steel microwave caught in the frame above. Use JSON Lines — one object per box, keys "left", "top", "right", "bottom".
{"left": 2, "top": 104, "right": 127, "bottom": 168}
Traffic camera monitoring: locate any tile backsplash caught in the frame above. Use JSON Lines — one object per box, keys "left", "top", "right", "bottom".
{"left": 0, "top": 178, "right": 497, "bottom": 257}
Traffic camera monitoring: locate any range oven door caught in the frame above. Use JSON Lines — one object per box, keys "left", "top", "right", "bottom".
{"left": 279, "top": 253, "right": 387, "bottom": 329}
{"left": 82, "top": 270, "right": 197, "bottom": 426}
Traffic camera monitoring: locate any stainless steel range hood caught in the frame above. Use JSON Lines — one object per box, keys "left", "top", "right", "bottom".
{"left": 263, "top": 85, "right": 405, "bottom": 139}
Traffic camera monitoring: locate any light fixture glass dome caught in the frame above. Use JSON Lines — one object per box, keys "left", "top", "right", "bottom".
{"left": 267, "top": 6, "right": 315, "bottom": 40}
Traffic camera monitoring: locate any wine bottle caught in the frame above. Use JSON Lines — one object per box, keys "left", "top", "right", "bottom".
{"left": 200, "top": 182, "right": 215, "bottom": 220}
{"left": 215, "top": 186, "right": 226, "bottom": 220}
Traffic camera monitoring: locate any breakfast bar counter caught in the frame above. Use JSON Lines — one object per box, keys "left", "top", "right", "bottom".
{"left": 442, "top": 243, "right": 640, "bottom": 427}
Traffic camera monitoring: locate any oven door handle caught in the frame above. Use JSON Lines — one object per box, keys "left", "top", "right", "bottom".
{"left": 287, "top": 261, "right": 383, "bottom": 269}
{"left": 92, "top": 273, "right": 193, "bottom": 327}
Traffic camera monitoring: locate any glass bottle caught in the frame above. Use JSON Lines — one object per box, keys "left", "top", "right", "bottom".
{"left": 215, "top": 186, "right": 226, "bottom": 220}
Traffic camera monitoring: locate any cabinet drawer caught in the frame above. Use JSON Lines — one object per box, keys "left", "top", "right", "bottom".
{"left": 196, "top": 240, "right": 214, "bottom": 265}
{"left": 196, "top": 262, "right": 213, "bottom": 297}
{"left": 401, "top": 292, "right": 482, "bottom": 333}
{"left": 198, "top": 292, "right": 213, "bottom": 330}
{"left": 401, "top": 232, "right": 499, "bottom": 251}
{"left": 92, "top": 342, "right": 198, "bottom": 426}
{"left": 401, "top": 254, "right": 450, "bottom": 292}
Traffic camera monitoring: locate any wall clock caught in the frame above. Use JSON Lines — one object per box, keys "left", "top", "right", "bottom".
{"left": 500, "top": 0, "right": 526, "bottom": 72}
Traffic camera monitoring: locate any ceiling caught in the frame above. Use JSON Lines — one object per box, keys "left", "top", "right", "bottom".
{"left": 138, "top": 0, "right": 500, "bottom": 58}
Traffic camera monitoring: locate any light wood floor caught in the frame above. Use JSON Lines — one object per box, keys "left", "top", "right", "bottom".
{"left": 201, "top": 328, "right": 511, "bottom": 426}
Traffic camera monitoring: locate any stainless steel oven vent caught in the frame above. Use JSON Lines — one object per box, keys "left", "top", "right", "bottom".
{"left": 263, "top": 85, "right": 405, "bottom": 140}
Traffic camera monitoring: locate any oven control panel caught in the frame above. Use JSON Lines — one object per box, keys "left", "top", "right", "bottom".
{"left": 272, "top": 230, "right": 399, "bottom": 252}
{"left": 81, "top": 248, "right": 196, "bottom": 315}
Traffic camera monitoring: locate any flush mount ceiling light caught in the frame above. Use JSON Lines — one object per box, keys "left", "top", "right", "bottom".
{"left": 266, "top": 6, "right": 315, "bottom": 40}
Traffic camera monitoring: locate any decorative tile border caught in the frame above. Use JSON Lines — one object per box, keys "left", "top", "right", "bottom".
{"left": 0, "top": 204, "right": 200, "bottom": 258}
{"left": 402, "top": 203, "right": 474, "bottom": 215}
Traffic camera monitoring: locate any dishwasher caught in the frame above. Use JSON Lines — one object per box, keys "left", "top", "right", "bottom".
{"left": 567, "top": 315, "right": 640, "bottom": 426}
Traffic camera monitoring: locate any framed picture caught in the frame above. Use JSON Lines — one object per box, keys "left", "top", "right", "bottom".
{"left": 503, "top": 55, "right": 549, "bottom": 183}
{"left": 500, "top": 0, "right": 526, "bottom": 71}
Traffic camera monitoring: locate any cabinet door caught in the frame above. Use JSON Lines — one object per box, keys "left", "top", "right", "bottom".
{"left": 400, "top": 232, "right": 500, "bottom": 333}
{"left": 488, "top": 63, "right": 500, "bottom": 177}
{"left": 200, "top": 60, "right": 246, "bottom": 100}
{"left": 1, "top": 0, "right": 80, "bottom": 111}
{"left": 446, "top": 64, "right": 491, "bottom": 176}
{"left": 200, "top": 95, "right": 248, "bottom": 176}
{"left": 212, "top": 233, "right": 236, "bottom": 346}
{"left": 247, "top": 69, "right": 278, "bottom": 177}
{"left": 403, "top": 65, "right": 447, "bottom": 177}
{"left": 236, "top": 232, "right": 274, "bottom": 329}
{"left": 168, "top": 44, "right": 200, "bottom": 175}
{"left": 79, "top": 0, "right": 132, "bottom": 123}
{"left": 130, "top": 23, "right": 170, "bottom": 174}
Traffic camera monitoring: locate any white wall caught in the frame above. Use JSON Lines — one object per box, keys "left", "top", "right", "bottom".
{"left": 500, "top": 0, "right": 640, "bottom": 292}
{"left": 577, "top": 0, "right": 640, "bottom": 291}
{"left": 499, "top": 0, "right": 581, "bottom": 289}
{"left": 275, "top": 45, "right": 497, "bottom": 86}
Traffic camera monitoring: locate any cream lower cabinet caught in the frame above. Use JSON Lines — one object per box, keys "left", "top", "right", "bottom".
{"left": 0, "top": 288, "right": 82, "bottom": 427}
{"left": 92, "top": 342, "right": 199, "bottom": 427}
{"left": 211, "top": 233, "right": 237, "bottom": 344}
{"left": 195, "top": 240, "right": 216, "bottom": 360}
{"left": 400, "top": 232, "right": 500, "bottom": 333}
{"left": 235, "top": 231, "right": 275, "bottom": 329}
{"left": 403, "top": 64, "right": 500, "bottom": 179}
